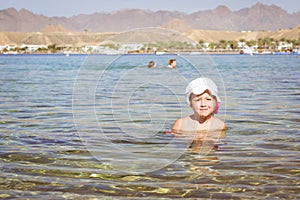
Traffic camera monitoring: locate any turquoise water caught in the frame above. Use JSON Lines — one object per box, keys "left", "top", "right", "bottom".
{"left": 0, "top": 54, "right": 299, "bottom": 199}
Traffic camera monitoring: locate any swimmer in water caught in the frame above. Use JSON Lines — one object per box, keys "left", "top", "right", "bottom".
{"left": 148, "top": 60, "right": 156, "bottom": 68}
{"left": 167, "top": 59, "right": 176, "bottom": 68}
{"left": 170, "top": 78, "right": 226, "bottom": 147}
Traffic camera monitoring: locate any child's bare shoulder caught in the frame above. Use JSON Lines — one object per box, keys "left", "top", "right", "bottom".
{"left": 172, "top": 116, "right": 190, "bottom": 131}
{"left": 211, "top": 116, "right": 226, "bottom": 130}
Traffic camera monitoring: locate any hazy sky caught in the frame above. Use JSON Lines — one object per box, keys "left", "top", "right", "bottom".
{"left": 1, "top": 0, "right": 299, "bottom": 17}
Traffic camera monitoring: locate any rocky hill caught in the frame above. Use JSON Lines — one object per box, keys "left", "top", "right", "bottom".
{"left": 188, "top": 26, "right": 300, "bottom": 43}
{"left": 0, "top": 3, "right": 299, "bottom": 32}
{"left": 0, "top": 31, "right": 115, "bottom": 46}
{"left": 1, "top": 26, "right": 299, "bottom": 46}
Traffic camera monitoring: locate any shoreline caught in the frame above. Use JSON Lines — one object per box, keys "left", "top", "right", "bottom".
{"left": 1, "top": 51, "right": 299, "bottom": 56}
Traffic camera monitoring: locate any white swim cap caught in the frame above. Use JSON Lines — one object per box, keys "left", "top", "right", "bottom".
{"left": 185, "top": 77, "right": 220, "bottom": 105}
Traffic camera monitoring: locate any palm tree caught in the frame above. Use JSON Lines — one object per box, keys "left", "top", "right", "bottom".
{"left": 280, "top": 38, "right": 286, "bottom": 43}
{"left": 263, "top": 37, "right": 272, "bottom": 49}
{"left": 257, "top": 38, "right": 264, "bottom": 49}
{"left": 48, "top": 44, "right": 57, "bottom": 53}
{"left": 228, "top": 40, "right": 238, "bottom": 50}
{"left": 198, "top": 39, "right": 205, "bottom": 49}
{"left": 239, "top": 38, "right": 246, "bottom": 48}
{"left": 271, "top": 38, "right": 279, "bottom": 51}
{"left": 246, "top": 40, "right": 257, "bottom": 47}
{"left": 219, "top": 40, "right": 227, "bottom": 49}
{"left": 208, "top": 42, "right": 217, "bottom": 51}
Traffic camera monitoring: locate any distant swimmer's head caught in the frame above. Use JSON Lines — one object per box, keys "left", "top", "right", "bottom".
{"left": 148, "top": 61, "right": 156, "bottom": 68}
{"left": 168, "top": 59, "right": 176, "bottom": 68}
{"left": 185, "top": 77, "right": 220, "bottom": 114}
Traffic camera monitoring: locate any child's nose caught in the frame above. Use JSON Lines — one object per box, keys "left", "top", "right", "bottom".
{"left": 200, "top": 99, "right": 206, "bottom": 106}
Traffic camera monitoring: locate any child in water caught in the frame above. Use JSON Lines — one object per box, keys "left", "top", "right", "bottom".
{"left": 171, "top": 77, "right": 226, "bottom": 139}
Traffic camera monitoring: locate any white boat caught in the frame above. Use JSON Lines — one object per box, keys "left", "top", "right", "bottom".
{"left": 155, "top": 51, "right": 166, "bottom": 55}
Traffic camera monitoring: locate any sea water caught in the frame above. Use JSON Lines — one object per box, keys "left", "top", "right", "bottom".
{"left": 0, "top": 54, "right": 299, "bottom": 199}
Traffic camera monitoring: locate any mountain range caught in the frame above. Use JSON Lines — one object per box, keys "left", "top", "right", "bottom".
{"left": 0, "top": 3, "right": 299, "bottom": 32}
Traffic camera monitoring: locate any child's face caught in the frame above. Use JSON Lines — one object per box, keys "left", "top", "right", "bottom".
{"left": 190, "top": 92, "right": 216, "bottom": 117}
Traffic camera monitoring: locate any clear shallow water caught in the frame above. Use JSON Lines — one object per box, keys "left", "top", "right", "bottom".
{"left": 0, "top": 54, "right": 299, "bottom": 199}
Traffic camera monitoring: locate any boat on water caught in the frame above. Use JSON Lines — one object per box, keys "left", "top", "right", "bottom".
{"left": 155, "top": 51, "right": 166, "bottom": 55}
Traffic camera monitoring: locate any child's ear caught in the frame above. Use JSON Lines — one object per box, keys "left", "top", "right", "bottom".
{"left": 214, "top": 102, "right": 221, "bottom": 114}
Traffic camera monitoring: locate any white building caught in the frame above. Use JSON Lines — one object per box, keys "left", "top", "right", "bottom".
{"left": 0, "top": 44, "right": 17, "bottom": 51}
{"left": 82, "top": 45, "right": 99, "bottom": 53}
{"left": 277, "top": 42, "right": 293, "bottom": 51}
